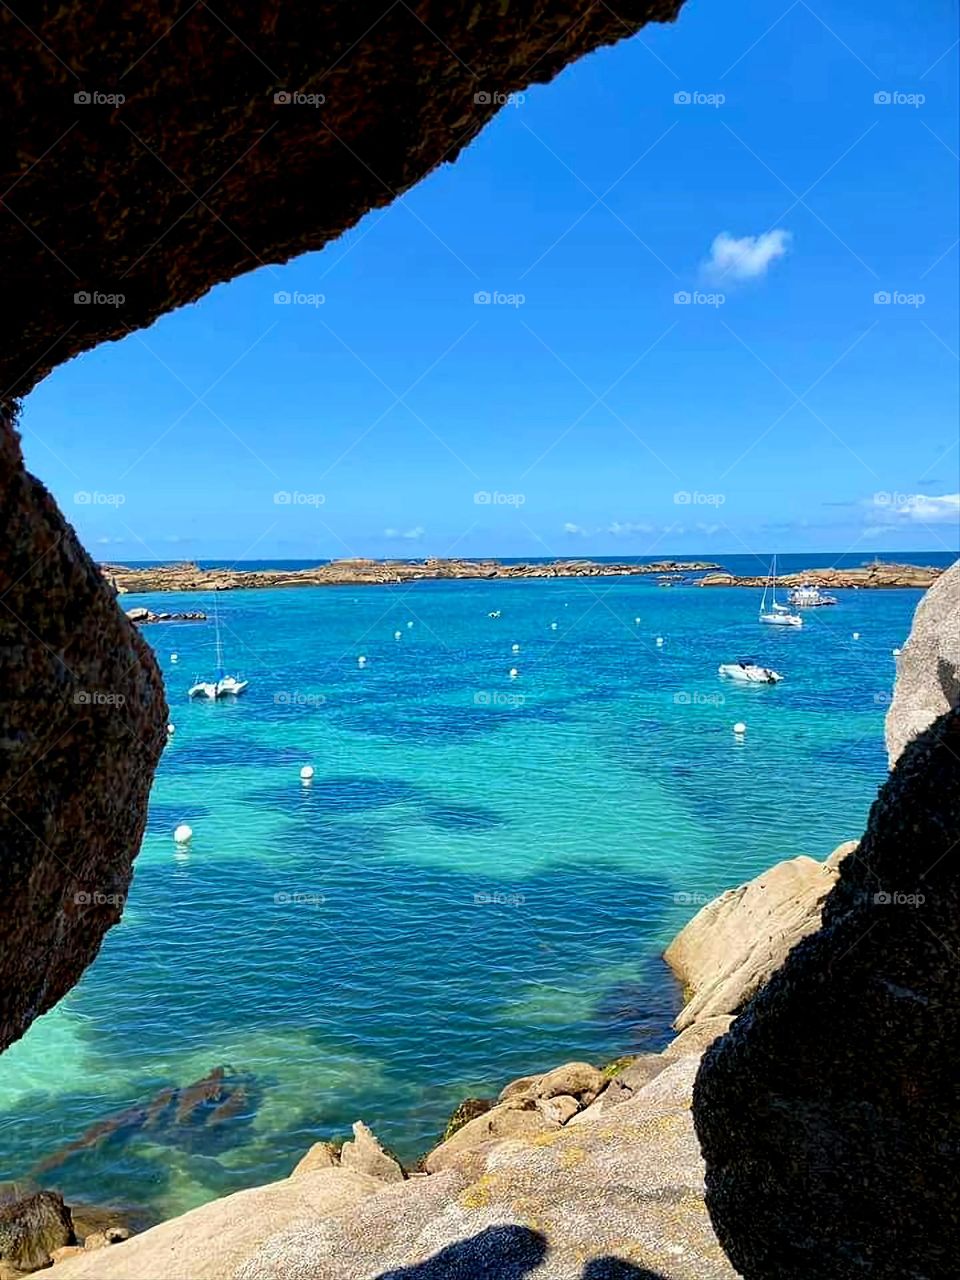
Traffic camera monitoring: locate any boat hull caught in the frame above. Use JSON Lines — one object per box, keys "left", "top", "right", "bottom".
{"left": 759, "top": 613, "right": 802, "bottom": 627}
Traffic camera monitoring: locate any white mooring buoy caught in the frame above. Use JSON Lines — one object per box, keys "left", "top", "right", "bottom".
{"left": 170, "top": 653, "right": 179, "bottom": 663}
{"left": 174, "top": 824, "right": 193, "bottom": 844}
{"left": 406, "top": 621, "right": 414, "bottom": 628}
{"left": 511, "top": 643, "right": 520, "bottom": 653}
{"left": 394, "top": 630, "right": 402, "bottom": 640}
{"left": 852, "top": 632, "right": 860, "bottom": 640}
{"left": 166, "top": 723, "right": 175, "bottom": 735}
{"left": 509, "top": 668, "right": 519, "bottom": 679}
{"left": 733, "top": 722, "right": 746, "bottom": 736}
{"left": 656, "top": 636, "right": 664, "bottom": 647}
{"left": 358, "top": 655, "right": 367, "bottom": 667}
{"left": 300, "top": 765, "right": 314, "bottom": 782}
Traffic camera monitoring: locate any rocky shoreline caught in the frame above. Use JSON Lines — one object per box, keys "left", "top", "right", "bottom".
{"left": 103, "top": 559, "right": 720, "bottom": 594}
{"left": 699, "top": 561, "right": 941, "bottom": 589}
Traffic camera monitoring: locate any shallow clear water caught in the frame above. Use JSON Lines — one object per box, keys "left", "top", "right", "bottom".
{"left": 0, "top": 573, "right": 926, "bottom": 1218}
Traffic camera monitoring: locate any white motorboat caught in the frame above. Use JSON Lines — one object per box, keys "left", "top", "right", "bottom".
{"left": 188, "top": 596, "right": 248, "bottom": 699}
{"left": 787, "top": 584, "right": 838, "bottom": 607}
{"left": 759, "top": 557, "right": 803, "bottom": 628}
{"left": 718, "top": 660, "right": 783, "bottom": 684}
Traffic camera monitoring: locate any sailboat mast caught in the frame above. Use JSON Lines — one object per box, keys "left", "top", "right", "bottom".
{"left": 214, "top": 593, "right": 224, "bottom": 672}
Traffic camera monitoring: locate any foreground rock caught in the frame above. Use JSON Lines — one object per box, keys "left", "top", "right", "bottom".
{"left": 885, "top": 559, "right": 959, "bottom": 766}
{"left": 104, "top": 559, "right": 720, "bottom": 595}
{"left": 0, "top": 414, "right": 167, "bottom": 1053}
{"left": 664, "top": 843, "right": 857, "bottom": 1030}
{"left": 339, "top": 1122, "right": 405, "bottom": 1183}
{"left": 46, "top": 1168, "right": 383, "bottom": 1280}
{"left": 0, "top": 1191, "right": 74, "bottom": 1272}
{"left": 695, "top": 707, "right": 960, "bottom": 1279}
{"left": 699, "top": 561, "right": 941, "bottom": 589}
{"left": 236, "top": 1054, "right": 736, "bottom": 1280}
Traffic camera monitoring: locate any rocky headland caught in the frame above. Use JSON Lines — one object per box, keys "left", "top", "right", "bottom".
{"left": 103, "top": 559, "right": 721, "bottom": 595}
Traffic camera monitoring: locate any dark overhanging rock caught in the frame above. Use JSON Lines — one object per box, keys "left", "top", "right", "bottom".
{"left": 0, "top": 0, "right": 685, "bottom": 406}
{"left": 693, "top": 707, "right": 960, "bottom": 1279}
{"left": 0, "top": 410, "right": 167, "bottom": 1051}
{"left": 0, "top": 3, "right": 687, "bottom": 1047}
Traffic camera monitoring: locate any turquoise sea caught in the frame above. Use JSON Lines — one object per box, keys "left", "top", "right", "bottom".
{"left": 0, "top": 555, "right": 950, "bottom": 1220}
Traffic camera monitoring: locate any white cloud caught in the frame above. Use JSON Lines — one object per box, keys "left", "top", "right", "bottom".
{"left": 563, "top": 522, "right": 588, "bottom": 536}
{"left": 607, "top": 520, "right": 654, "bottom": 537}
{"left": 872, "top": 493, "right": 960, "bottom": 524}
{"left": 384, "top": 526, "right": 425, "bottom": 540}
{"left": 704, "top": 230, "right": 792, "bottom": 282}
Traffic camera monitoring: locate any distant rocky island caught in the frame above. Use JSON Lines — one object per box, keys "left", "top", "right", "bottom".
{"left": 102, "top": 558, "right": 721, "bottom": 594}
{"left": 102, "top": 557, "right": 944, "bottom": 596}
{"left": 698, "top": 561, "right": 942, "bottom": 590}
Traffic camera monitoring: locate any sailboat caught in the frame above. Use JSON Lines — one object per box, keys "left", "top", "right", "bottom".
{"left": 188, "top": 595, "right": 249, "bottom": 698}
{"left": 759, "top": 556, "right": 803, "bottom": 628}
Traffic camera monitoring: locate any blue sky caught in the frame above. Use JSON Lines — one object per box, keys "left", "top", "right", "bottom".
{"left": 21, "top": 0, "right": 959, "bottom": 562}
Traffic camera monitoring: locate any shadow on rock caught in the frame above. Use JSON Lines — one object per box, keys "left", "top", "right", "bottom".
{"left": 372, "top": 1228, "right": 669, "bottom": 1280}
{"left": 375, "top": 1225, "right": 547, "bottom": 1278}
{"left": 583, "top": 1262, "right": 668, "bottom": 1279}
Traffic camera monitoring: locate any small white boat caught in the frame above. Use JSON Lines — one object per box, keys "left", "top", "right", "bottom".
{"left": 787, "top": 584, "right": 838, "bottom": 607}
{"left": 488, "top": 610, "right": 501, "bottom": 619}
{"left": 188, "top": 597, "right": 248, "bottom": 699}
{"left": 719, "top": 660, "right": 783, "bottom": 684}
{"left": 759, "top": 557, "right": 802, "bottom": 628}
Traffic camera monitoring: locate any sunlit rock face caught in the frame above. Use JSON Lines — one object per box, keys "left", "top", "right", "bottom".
{"left": 0, "top": 411, "right": 167, "bottom": 1051}
{"left": 885, "top": 561, "right": 960, "bottom": 767}
{"left": 0, "top": 0, "right": 684, "bottom": 406}
{"left": 693, "top": 706, "right": 960, "bottom": 1280}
